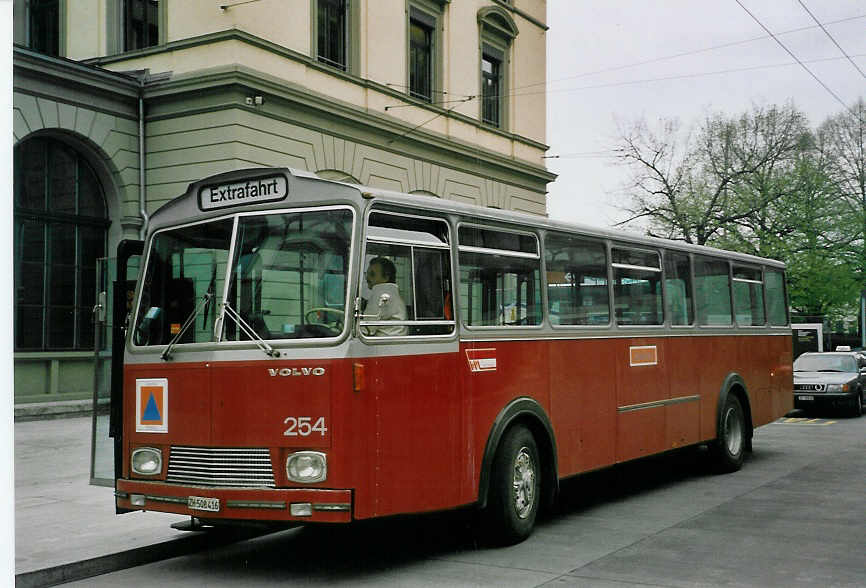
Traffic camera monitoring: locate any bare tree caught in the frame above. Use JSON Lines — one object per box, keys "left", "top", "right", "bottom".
{"left": 616, "top": 104, "right": 811, "bottom": 246}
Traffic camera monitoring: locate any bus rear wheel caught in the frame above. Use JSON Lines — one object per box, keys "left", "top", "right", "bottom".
{"left": 711, "top": 394, "right": 746, "bottom": 473}
{"left": 483, "top": 424, "right": 540, "bottom": 545}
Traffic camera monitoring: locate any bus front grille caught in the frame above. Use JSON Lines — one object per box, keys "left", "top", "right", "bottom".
{"left": 166, "top": 446, "right": 276, "bottom": 488}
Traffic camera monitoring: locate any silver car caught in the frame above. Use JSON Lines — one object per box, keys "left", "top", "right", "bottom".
{"left": 793, "top": 352, "right": 865, "bottom": 417}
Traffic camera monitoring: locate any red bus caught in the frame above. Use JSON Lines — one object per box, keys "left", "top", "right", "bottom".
{"left": 111, "top": 167, "right": 793, "bottom": 544}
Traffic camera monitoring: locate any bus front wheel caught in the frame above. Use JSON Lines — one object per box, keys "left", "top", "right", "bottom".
{"left": 711, "top": 394, "right": 746, "bottom": 473}
{"left": 483, "top": 424, "right": 540, "bottom": 545}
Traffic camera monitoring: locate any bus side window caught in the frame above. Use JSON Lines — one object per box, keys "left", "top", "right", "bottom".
{"left": 733, "top": 265, "right": 765, "bottom": 326}
{"left": 694, "top": 256, "right": 733, "bottom": 326}
{"left": 544, "top": 233, "right": 609, "bottom": 326}
{"left": 362, "top": 211, "right": 455, "bottom": 338}
{"left": 458, "top": 226, "right": 541, "bottom": 327}
{"left": 612, "top": 247, "right": 663, "bottom": 326}
{"left": 664, "top": 251, "right": 694, "bottom": 326}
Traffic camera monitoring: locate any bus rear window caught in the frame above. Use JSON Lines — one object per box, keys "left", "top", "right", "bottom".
{"left": 764, "top": 268, "right": 788, "bottom": 326}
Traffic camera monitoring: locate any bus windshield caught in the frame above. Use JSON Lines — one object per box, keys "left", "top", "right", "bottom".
{"left": 132, "top": 208, "right": 353, "bottom": 346}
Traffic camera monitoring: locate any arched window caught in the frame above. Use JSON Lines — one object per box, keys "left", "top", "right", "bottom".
{"left": 14, "top": 137, "right": 109, "bottom": 351}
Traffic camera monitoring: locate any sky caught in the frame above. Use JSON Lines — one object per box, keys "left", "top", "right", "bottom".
{"left": 544, "top": 0, "right": 866, "bottom": 228}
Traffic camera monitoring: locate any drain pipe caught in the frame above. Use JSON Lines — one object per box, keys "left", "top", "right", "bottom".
{"left": 138, "top": 75, "right": 149, "bottom": 240}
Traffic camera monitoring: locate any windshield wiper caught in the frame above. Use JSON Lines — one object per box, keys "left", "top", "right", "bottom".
{"left": 217, "top": 302, "right": 279, "bottom": 358}
{"left": 161, "top": 293, "right": 213, "bottom": 361}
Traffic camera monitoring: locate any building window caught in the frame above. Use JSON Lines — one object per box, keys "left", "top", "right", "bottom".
{"left": 14, "top": 138, "right": 109, "bottom": 351}
{"left": 481, "top": 45, "right": 502, "bottom": 126}
{"left": 317, "top": 0, "right": 348, "bottom": 70}
{"left": 124, "top": 0, "right": 159, "bottom": 51}
{"left": 409, "top": 9, "right": 435, "bottom": 101}
{"left": 26, "top": 0, "right": 60, "bottom": 56}
{"left": 477, "top": 7, "right": 518, "bottom": 130}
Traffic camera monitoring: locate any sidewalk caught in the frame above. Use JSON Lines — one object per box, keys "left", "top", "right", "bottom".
{"left": 14, "top": 415, "right": 204, "bottom": 586}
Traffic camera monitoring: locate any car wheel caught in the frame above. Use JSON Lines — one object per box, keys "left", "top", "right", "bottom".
{"left": 852, "top": 390, "right": 863, "bottom": 418}
{"left": 711, "top": 394, "right": 746, "bottom": 473}
{"left": 482, "top": 424, "right": 541, "bottom": 545}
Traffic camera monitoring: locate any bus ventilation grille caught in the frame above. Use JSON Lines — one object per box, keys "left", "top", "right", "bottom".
{"left": 166, "top": 446, "right": 276, "bottom": 488}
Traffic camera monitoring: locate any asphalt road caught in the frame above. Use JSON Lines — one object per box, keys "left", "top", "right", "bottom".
{"left": 66, "top": 410, "right": 865, "bottom": 587}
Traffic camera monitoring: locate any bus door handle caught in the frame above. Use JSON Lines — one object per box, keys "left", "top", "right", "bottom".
{"left": 93, "top": 291, "right": 107, "bottom": 324}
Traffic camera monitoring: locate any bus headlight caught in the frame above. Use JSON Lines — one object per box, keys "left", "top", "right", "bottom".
{"left": 286, "top": 451, "right": 326, "bottom": 483}
{"left": 131, "top": 447, "right": 162, "bottom": 475}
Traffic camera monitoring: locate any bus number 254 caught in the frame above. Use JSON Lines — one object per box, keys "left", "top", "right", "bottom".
{"left": 283, "top": 416, "right": 328, "bottom": 437}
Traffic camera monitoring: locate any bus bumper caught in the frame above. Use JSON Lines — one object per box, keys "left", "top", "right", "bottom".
{"left": 116, "top": 479, "right": 352, "bottom": 523}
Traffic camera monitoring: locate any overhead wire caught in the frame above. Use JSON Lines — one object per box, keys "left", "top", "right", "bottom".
{"left": 506, "top": 53, "right": 866, "bottom": 100}
{"left": 515, "top": 13, "right": 866, "bottom": 92}
{"left": 379, "top": 6, "right": 864, "bottom": 139}
{"left": 382, "top": 14, "right": 866, "bottom": 113}
{"left": 796, "top": 0, "right": 866, "bottom": 80}
{"left": 381, "top": 52, "right": 866, "bottom": 142}
{"left": 733, "top": 0, "right": 853, "bottom": 113}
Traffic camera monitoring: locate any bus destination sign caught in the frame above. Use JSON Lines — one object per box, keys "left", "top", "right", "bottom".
{"left": 199, "top": 175, "right": 288, "bottom": 210}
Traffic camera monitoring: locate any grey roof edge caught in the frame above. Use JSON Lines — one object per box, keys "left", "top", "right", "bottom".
{"left": 13, "top": 45, "right": 142, "bottom": 97}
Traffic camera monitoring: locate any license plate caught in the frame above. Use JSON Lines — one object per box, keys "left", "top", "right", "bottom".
{"left": 798, "top": 395, "right": 814, "bottom": 401}
{"left": 188, "top": 496, "right": 220, "bottom": 512}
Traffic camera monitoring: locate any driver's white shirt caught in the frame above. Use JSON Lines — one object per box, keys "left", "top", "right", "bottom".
{"left": 363, "top": 282, "right": 407, "bottom": 336}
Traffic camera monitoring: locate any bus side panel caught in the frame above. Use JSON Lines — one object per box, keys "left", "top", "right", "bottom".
{"left": 753, "top": 334, "right": 793, "bottom": 427}
{"left": 363, "top": 351, "right": 464, "bottom": 518}
{"left": 462, "top": 340, "right": 551, "bottom": 497}
{"left": 666, "top": 336, "right": 702, "bottom": 450}
{"left": 698, "top": 337, "right": 737, "bottom": 440}
{"left": 739, "top": 335, "right": 771, "bottom": 425}
{"left": 773, "top": 334, "right": 794, "bottom": 421}
{"left": 548, "top": 338, "right": 617, "bottom": 476}
{"left": 615, "top": 338, "right": 668, "bottom": 462}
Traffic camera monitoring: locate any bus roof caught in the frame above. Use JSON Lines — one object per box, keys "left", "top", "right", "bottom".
{"left": 353, "top": 183, "right": 786, "bottom": 269}
{"left": 150, "top": 167, "right": 785, "bottom": 269}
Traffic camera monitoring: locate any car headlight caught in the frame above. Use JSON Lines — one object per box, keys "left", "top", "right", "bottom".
{"left": 131, "top": 447, "right": 162, "bottom": 475}
{"left": 286, "top": 451, "right": 327, "bottom": 483}
{"left": 826, "top": 383, "right": 849, "bottom": 392}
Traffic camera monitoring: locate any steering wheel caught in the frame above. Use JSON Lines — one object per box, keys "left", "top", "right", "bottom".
{"left": 304, "top": 307, "right": 345, "bottom": 330}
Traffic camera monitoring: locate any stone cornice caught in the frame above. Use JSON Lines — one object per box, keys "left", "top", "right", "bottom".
{"left": 143, "top": 63, "right": 556, "bottom": 186}
{"left": 87, "top": 29, "right": 552, "bottom": 155}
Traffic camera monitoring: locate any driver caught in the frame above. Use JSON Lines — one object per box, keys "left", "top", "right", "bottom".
{"left": 363, "top": 257, "right": 407, "bottom": 336}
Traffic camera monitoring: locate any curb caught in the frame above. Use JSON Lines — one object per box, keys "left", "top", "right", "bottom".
{"left": 14, "top": 399, "right": 108, "bottom": 422}
{"left": 15, "top": 528, "right": 263, "bottom": 587}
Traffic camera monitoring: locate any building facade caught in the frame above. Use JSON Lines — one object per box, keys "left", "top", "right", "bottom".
{"left": 12, "top": 0, "right": 554, "bottom": 404}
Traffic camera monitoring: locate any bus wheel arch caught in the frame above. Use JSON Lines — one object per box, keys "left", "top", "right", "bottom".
{"left": 478, "top": 398, "right": 558, "bottom": 542}
{"left": 712, "top": 374, "right": 752, "bottom": 471}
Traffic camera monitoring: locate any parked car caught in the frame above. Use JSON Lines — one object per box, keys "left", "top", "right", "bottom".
{"left": 793, "top": 352, "right": 865, "bottom": 417}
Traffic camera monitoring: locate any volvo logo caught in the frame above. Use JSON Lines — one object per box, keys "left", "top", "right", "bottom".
{"left": 268, "top": 367, "right": 326, "bottom": 377}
